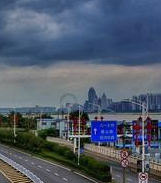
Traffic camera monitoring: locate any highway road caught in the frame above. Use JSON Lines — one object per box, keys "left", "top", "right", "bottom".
{"left": 0, "top": 143, "right": 160, "bottom": 183}
{"left": 111, "top": 164, "right": 161, "bottom": 183}
{"left": 0, "top": 144, "right": 97, "bottom": 183}
{"left": 85, "top": 151, "right": 161, "bottom": 183}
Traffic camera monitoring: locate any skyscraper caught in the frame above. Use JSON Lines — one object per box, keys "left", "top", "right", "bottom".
{"left": 87, "top": 87, "right": 98, "bottom": 112}
{"left": 101, "top": 93, "right": 107, "bottom": 110}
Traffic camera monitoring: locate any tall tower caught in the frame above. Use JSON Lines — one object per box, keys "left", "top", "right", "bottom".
{"left": 88, "top": 87, "right": 98, "bottom": 112}
{"left": 101, "top": 93, "right": 107, "bottom": 110}
{"left": 88, "top": 87, "right": 96, "bottom": 102}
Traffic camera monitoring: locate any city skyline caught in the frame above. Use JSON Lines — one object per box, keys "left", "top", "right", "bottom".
{"left": 0, "top": 1, "right": 161, "bottom": 107}
{"left": 0, "top": 87, "right": 161, "bottom": 112}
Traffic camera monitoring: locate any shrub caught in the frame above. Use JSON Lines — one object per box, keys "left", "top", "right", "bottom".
{"left": 16, "top": 132, "right": 44, "bottom": 153}
{"left": 0, "top": 129, "right": 111, "bottom": 182}
{"left": 80, "top": 155, "right": 111, "bottom": 182}
{"left": 38, "top": 128, "right": 59, "bottom": 139}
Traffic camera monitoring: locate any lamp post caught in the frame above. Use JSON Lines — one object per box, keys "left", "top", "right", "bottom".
{"left": 123, "top": 99, "right": 148, "bottom": 173}
{"left": 13, "top": 109, "right": 17, "bottom": 143}
{"left": 66, "top": 103, "right": 73, "bottom": 140}
{"left": 77, "top": 104, "right": 85, "bottom": 166}
{"left": 88, "top": 102, "right": 101, "bottom": 118}
{"left": 78, "top": 104, "right": 81, "bottom": 166}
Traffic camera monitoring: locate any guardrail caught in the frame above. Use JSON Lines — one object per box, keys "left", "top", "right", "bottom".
{"left": 0, "top": 153, "right": 44, "bottom": 183}
{"left": 84, "top": 144, "right": 161, "bottom": 173}
{"left": 47, "top": 137, "right": 74, "bottom": 148}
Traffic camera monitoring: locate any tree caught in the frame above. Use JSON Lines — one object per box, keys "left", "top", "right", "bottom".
{"left": 69, "top": 110, "right": 89, "bottom": 121}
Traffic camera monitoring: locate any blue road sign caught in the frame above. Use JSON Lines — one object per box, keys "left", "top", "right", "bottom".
{"left": 91, "top": 121, "right": 117, "bottom": 142}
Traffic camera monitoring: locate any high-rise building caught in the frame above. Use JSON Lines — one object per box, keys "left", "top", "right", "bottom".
{"left": 84, "top": 88, "right": 161, "bottom": 113}
{"left": 83, "top": 100, "right": 89, "bottom": 112}
{"left": 131, "top": 93, "right": 161, "bottom": 112}
{"left": 87, "top": 87, "right": 98, "bottom": 112}
{"left": 88, "top": 87, "right": 97, "bottom": 102}
{"left": 101, "top": 93, "right": 107, "bottom": 110}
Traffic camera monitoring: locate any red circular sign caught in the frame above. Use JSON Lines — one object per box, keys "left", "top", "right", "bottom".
{"left": 120, "top": 150, "right": 129, "bottom": 159}
{"left": 139, "top": 173, "right": 147, "bottom": 181}
{"left": 121, "top": 159, "right": 129, "bottom": 168}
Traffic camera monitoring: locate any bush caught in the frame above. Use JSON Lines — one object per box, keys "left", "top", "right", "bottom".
{"left": 38, "top": 128, "right": 59, "bottom": 139}
{"left": 80, "top": 155, "right": 111, "bottom": 182}
{"left": 0, "top": 129, "right": 14, "bottom": 145}
{"left": 38, "top": 130, "right": 48, "bottom": 139}
{"left": 16, "top": 132, "right": 44, "bottom": 153}
{"left": 0, "top": 129, "right": 111, "bottom": 182}
{"left": 42, "top": 141, "right": 59, "bottom": 152}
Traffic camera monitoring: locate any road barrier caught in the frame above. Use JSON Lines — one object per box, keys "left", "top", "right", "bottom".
{"left": 84, "top": 144, "right": 161, "bottom": 176}
{"left": 47, "top": 137, "right": 73, "bottom": 149}
{"left": 0, "top": 153, "right": 44, "bottom": 183}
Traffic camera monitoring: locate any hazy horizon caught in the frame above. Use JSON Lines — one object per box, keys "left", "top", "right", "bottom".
{"left": 0, "top": 0, "right": 161, "bottom": 107}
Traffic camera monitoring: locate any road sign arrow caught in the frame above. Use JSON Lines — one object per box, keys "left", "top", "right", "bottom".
{"left": 94, "top": 128, "right": 97, "bottom": 135}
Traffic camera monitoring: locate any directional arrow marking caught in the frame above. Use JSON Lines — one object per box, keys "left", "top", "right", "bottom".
{"left": 94, "top": 128, "right": 97, "bottom": 135}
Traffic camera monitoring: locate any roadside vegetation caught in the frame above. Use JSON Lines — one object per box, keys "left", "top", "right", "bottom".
{"left": 0, "top": 128, "right": 112, "bottom": 182}
{"left": 0, "top": 111, "right": 112, "bottom": 182}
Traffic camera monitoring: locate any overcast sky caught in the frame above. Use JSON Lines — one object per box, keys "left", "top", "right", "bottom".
{"left": 0, "top": 0, "right": 161, "bottom": 107}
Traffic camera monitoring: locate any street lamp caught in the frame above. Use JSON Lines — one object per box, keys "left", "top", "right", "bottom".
{"left": 13, "top": 108, "right": 17, "bottom": 143}
{"left": 66, "top": 103, "right": 74, "bottom": 140}
{"left": 88, "top": 102, "right": 101, "bottom": 118}
{"left": 78, "top": 104, "right": 84, "bottom": 166}
{"left": 78, "top": 105, "right": 81, "bottom": 166}
{"left": 123, "top": 99, "right": 148, "bottom": 173}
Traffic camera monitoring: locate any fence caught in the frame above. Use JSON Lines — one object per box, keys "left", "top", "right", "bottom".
{"left": 47, "top": 137, "right": 73, "bottom": 149}
{"left": 84, "top": 144, "right": 161, "bottom": 175}
{"left": 0, "top": 153, "right": 44, "bottom": 183}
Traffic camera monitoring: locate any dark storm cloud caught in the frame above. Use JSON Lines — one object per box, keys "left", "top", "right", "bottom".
{"left": 0, "top": 0, "right": 161, "bottom": 66}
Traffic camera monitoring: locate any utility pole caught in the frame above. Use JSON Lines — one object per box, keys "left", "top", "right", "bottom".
{"left": 78, "top": 105, "right": 81, "bottom": 166}
{"left": 122, "top": 120, "right": 126, "bottom": 183}
{"left": 13, "top": 110, "right": 16, "bottom": 143}
{"left": 142, "top": 102, "right": 145, "bottom": 173}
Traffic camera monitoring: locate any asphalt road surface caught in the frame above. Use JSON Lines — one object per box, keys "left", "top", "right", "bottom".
{"left": 0, "top": 144, "right": 96, "bottom": 183}
{"left": 0, "top": 143, "right": 161, "bottom": 183}
{"left": 85, "top": 150, "right": 161, "bottom": 183}
{"left": 111, "top": 164, "right": 161, "bottom": 183}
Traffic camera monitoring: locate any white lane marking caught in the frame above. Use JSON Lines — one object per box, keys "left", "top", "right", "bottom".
{"left": 116, "top": 174, "right": 121, "bottom": 178}
{"left": 63, "top": 178, "right": 68, "bottom": 181}
{"left": 74, "top": 172, "right": 98, "bottom": 183}
{"left": 25, "top": 159, "right": 28, "bottom": 162}
{"left": 46, "top": 169, "right": 50, "bottom": 172}
{"left": 35, "top": 157, "right": 71, "bottom": 171}
{"left": 38, "top": 165, "right": 42, "bottom": 168}
{"left": 10, "top": 153, "right": 12, "bottom": 155}
{"left": 0, "top": 144, "right": 99, "bottom": 183}
{"left": 54, "top": 173, "right": 59, "bottom": 176}
{"left": 31, "top": 162, "right": 35, "bottom": 165}
{"left": 112, "top": 177, "right": 115, "bottom": 180}
{"left": 0, "top": 144, "right": 70, "bottom": 171}
{"left": 19, "top": 157, "right": 22, "bottom": 159}
{"left": 0, "top": 144, "right": 31, "bottom": 157}
{"left": 127, "top": 178, "right": 132, "bottom": 182}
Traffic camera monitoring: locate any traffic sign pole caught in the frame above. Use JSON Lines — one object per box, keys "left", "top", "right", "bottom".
{"left": 123, "top": 168, "right": 125, "bottom": 183}
{"left": 123, "top": 120, "right": 126, "bottom": 183}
